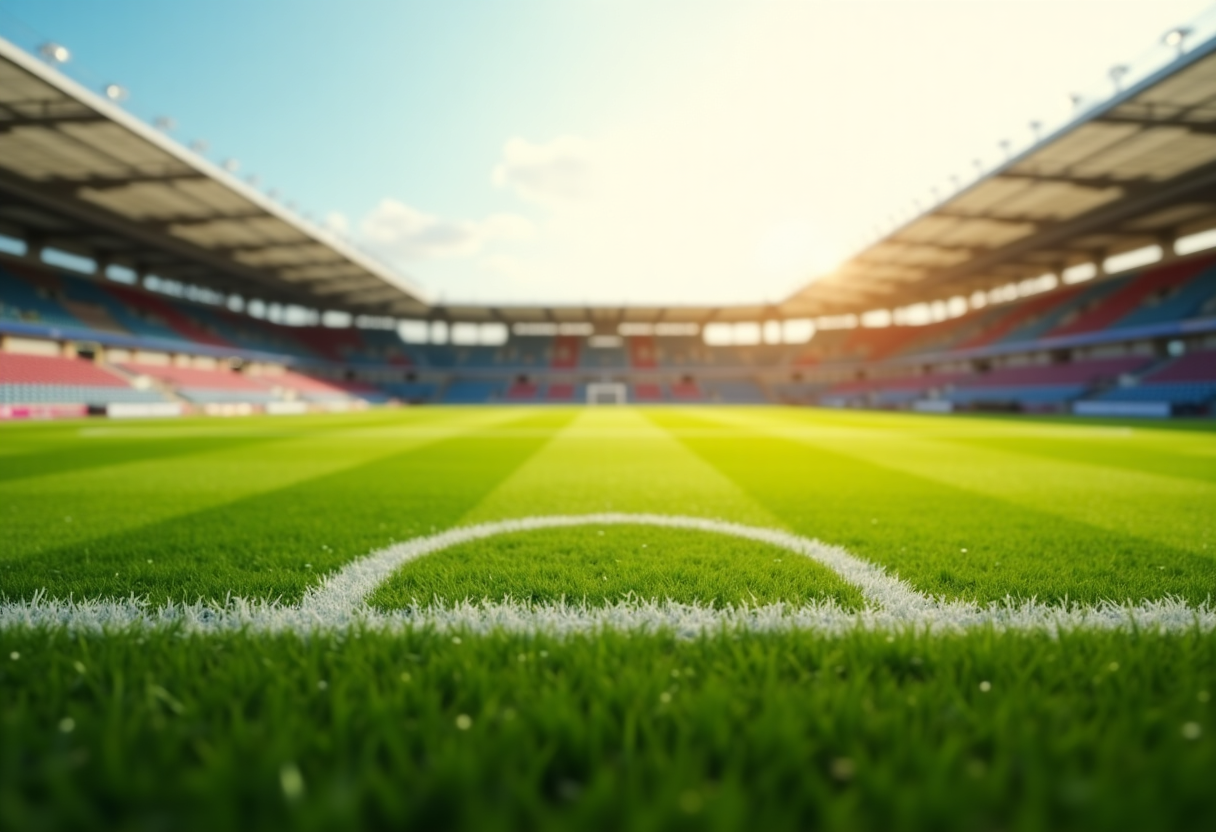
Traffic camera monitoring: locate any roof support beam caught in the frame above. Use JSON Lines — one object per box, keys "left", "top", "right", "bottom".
{"left": 931, "top": 158, "right": 1216, "bottom": 292}
{"left": 1095, "top": 114, "right": 1216, "bottom": 135}
{"left": 0, "top": 168, "right": 314, "bottom": 307}
{"left": 156, "top": 212, "right": 269, "bottom": 231}
{"left": 0, "top": 111, "right": 107, "bottom": 132}
{"left": 46, "top": 172, "right": 207, "bottom": 195}
{"left": 996, "top": 171, "right": 1139, "bottom": 192}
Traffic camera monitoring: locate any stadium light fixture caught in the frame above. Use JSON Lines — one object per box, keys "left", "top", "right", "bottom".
{"left": 1164, "top": 27, "right": 1193, "bottom": 55}
{"left": 1108, "top": 65, "right": 1129, "bottom": 92}
{"left": 222, "top": 159, "right": 240, "bottom": 173}
{"left": 153, "top": 116, "right": 176, "bottom": 132}
{"left": 999, "top": 139, "right": 1012, "bottom": 160}
{"left": 103, "top": 83, "right": 129, "bottom": 102}
{"left": 1069, "top": 93, "right": 1084, "bottom": 110}
{"left": 1029, "top": 121, "right": 1042, "bottom": 140}
{"left": 38, "top": 42, "right": 70, "bottom": 64}
{"left": 189, "top": 139, "right": 209, "bottom": 154}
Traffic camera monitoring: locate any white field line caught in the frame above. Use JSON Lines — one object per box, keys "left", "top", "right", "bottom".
{"left": 298, "top": 513, "right": 938, "bottom": 619}
{"left": 1, "top": 513, "right": 1212, "bottom": 636}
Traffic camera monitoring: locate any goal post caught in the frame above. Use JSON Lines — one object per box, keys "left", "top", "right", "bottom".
{"left": 586, "top": 382, "right": 627, "bottom": 405}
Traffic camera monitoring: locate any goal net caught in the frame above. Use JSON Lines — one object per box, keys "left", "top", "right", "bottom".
{"left": 586, "top": 382, "right": 627, "bottom": 405}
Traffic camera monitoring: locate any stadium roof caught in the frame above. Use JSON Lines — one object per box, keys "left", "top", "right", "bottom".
{"left": 0, "top": 35, "right": 779, "bottom": 328}
{"left": 6, "top": 26, "right": 1216, "bottom": 328}
{"left": 783, "top": 30, "right": 1216, "bottom": 318}
{"left": 0, "top": 35, "right": 430, "bottom": 317}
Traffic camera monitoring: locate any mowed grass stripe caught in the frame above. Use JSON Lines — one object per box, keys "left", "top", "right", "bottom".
{"left": 0, "top": 408, "right": 508, "bottom": 561}
{"left": 0, "top": 409, "right": 446, "bottom": 485}
{"left": 461, "top": 408, "right": 779, "bottom": 523}
{"left": 1, "top": 409, "right": 573, "bottom": 604}
{"left": 0, "top": 409, "right": 533, "bottom": 570}
{"left": 648, "top": 409, "right": 1216, "bottom": 605}
{"left": 700, "top": 407, "right": 1216, "bottom": 560}
{"left": 377, "top": 409, "right": 864, "bottom": 608}
{"left": 758, "top": 408, "right": 1216, "bottom": 484}
{"left": 939, "top": 433, "right": 1216, "bottom": 485}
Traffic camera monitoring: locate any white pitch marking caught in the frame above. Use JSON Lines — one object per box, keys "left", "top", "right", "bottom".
{"left": 1, "top": 513, "right": 1212, "bottom": 635}
{"left": 298, "top": 513, "right": 938, "bottom": 620}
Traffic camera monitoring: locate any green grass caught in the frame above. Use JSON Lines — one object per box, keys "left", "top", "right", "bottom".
{"left": 368, "top": 525, "right": 867, "bottom": 609}
{"left": 2, "top": 405, "right": 1215, "bottom": 830}
{"left": 2, "top": 628, "right": 1213, "bottom": 832}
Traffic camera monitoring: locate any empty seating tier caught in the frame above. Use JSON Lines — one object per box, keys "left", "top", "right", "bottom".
{"left": 0, "top": 353, "right": 165, "bottom": 406}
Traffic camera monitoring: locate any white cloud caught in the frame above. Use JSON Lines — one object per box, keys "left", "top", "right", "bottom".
{"left": 492, "top": 136, "right": 594, "bottom": 206}
{"left": 357, "top": 198, "right": 533, "bottom": 261}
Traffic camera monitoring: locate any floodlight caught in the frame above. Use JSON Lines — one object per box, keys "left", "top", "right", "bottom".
{"left": 222, "top": 158, "right": 240, "bottom": 173}
{"left": 1069, "top": 93, "right": 1084, "bottom": 110}
{"left": 1164, "top": 27, "right": 1192, "bottom": 53}
{"left": 38, "top": 42, "right": 70, "bottom": 64}
{"left": 103, "top": 83, "right": 129, "bottom": 102}
{"left": 1108, "top": 65, "right": 1129, "bottom": 91}
{"left": 1029, "top": 120, "right": 1042, "bottom": 139}
{"left": 189, "top": 139, "right": 210, "bottom": 153}
{"left": 153, "top": 116, "right": 176, "bottom": 132}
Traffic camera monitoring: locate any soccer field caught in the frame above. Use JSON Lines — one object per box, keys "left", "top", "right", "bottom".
{"left": 2, "top": 407, "right": 1215, "bottom": 830}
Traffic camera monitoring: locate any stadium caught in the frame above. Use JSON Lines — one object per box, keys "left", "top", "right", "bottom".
{"left": 1, "top": 3, "right": 1214, "bottom": 830}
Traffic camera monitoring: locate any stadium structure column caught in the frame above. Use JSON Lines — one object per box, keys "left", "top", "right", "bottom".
{"left": 1158, "top": 230, "right": 1179, "bottom": 262}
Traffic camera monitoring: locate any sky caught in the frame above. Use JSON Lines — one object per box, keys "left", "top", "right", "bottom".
{"left": 0, "top": 0, "right": 1213, "bottom": 307}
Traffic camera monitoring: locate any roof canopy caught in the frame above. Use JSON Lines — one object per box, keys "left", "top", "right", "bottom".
{"left": 783, "top": 36, "right": 1216, "bottom": 317}
{"left": 4, "top": 30, "right": 1216, "bottom": 327}
{"left": 0, "top": 36, "right": 429, "bottom": 317}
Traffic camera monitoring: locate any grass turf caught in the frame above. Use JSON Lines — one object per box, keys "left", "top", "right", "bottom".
{"left": 2, "top": 405, "right": 1215, "bottom": 829}
{"left": 368, "top": 525, "right": 867, "bottom": 610}
{"left": 2, "top": 628, "right": 1213, "bottom": 832}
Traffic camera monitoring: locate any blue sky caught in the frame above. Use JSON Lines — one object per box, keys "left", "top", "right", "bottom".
{"left": 0, "top": 0, "right": 1212, "bottom": 306}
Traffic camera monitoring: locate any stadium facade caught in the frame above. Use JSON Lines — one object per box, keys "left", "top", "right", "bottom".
{"left": 1, "top": 30, "right": 1215, "bottom": 418}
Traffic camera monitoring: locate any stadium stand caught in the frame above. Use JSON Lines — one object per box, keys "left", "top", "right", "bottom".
{"left": 629, "top": 337, "right": 659, "bottom": 369}
{"left": 441, "top": 380, "right": 502, "bottom": 404}
{"left": 551, "top": 336, "right": 579, "bottom": 369}
{"left": 702, "top": 379, "right": 768, "bottom": 403}
{"left": 506, "top": 380, "right": 540, "bottom": 401}
{"left": 120, "top": 363, "right": 276, "bottom": 405}
{"left": 1050, "top": 258, "right": 1215, "bottom": 338}
{"left": 5, "top": 27, "right": 1216, "bottom": 419}
{"left": 0, "top": 264, "right": 86, "bottom": 330}
{"left": 0, "top": 352, "right": 167, "bottom": 407}
{"left": 250, "top": 370, "right": 386, "bottom": 404}
{"left": 3, "top": 244, "right": 1215, "bottom": 414}
{"left": 1086, "top": 349, "right": 1216, "bottom": 413}
{"left": 632, "top": 382, "right": 663, "bottom": 402}
{"left": 581, "top": 344, "right": 628, "bottom": 369}
{"left": 670, "top": 380, "right": 702, "bottom": 401}
{"left": 545, "top": 382, "right": 577, "bottom": 401}
{"left": 379, "top": 382, "right": 438, "bottom": 403}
